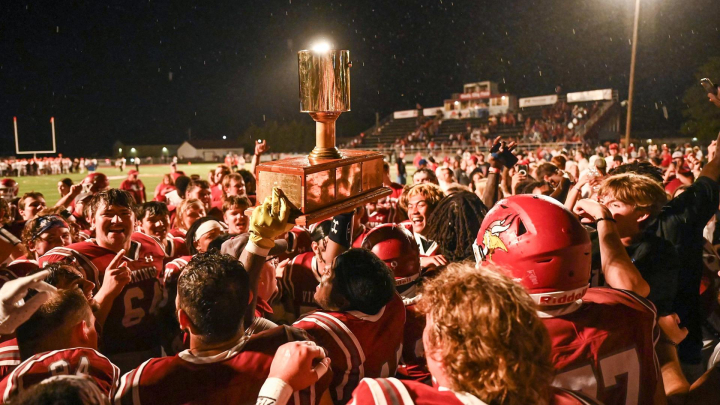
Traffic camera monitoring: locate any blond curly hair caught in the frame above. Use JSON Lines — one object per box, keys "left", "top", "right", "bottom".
{"left": 418, "top": 262, "right": 553, "bottom": 405}
{"left": 399, "top": 183, "right": 445, "bottom": 212}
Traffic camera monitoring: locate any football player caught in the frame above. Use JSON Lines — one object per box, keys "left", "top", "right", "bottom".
{"left": 4, "top": 215, "right": 73, "bottom": 281}
{"left": 293, "top": 211, "right": 405, "bottom": 404}
{"left": 115, "top": 189, "right": 332, "bottom": 405}
{"left": 222, "top": 195, "right": 251, "bottom": 235}
{"left": 475, "top": 195, "right": 663, "bottom": 404}
{"left": 0, "top": 179, "right": 18, "bottom": 202}
{"left": 17, "top": 192, "right": 47, "bottom": 222}
{"left": 134, "top": 201, "right": 188, "bottom": 260}
{"left": 359, "top": 223, "right": 428, "bottom": 381}
{"left": 349, "top": 263, "right": 598, "bottom": 405}
{"left": 278, "top": 220, "right": 333, "bottom": 322}
{"left": 38, "top": 189, "right": 166, "bottom": 372}
{"left": 0, "top": 287, "right": 120, "bottom": 403}
{"left": 399, "top": 183, "right": 447, "bottom": 268}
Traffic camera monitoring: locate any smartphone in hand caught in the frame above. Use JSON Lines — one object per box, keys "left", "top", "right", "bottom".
{"left": 701, "top": 78, "right": 717, "bottom": 96}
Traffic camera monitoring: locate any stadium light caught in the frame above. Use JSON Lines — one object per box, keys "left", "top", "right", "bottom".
{"left": 162, "top": 147, "right": 168, "bottom": 151}
{"left": 311, "top": 40, "right": 332, "bottom": 53}
{"left": 646, "top": 138, "right": 652, "bottom": 143}
{"left": 223, "top": 135, "right": 227, "bottom": 140}
{"left": 118, "top": 148, "right": 122, "bottom": 153}
{"left": 693, "top": 137, "right": 698, "bottom": 141}
{"left": 131, "top": 147, "right": 136, "bottom": 154}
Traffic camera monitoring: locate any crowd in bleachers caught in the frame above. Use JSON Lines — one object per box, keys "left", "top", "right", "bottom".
{"left": 0, "top": 97, "right": 717, "bottom": 404}
{"left": 347, "top": 99, "right": 601, "bottom": 156}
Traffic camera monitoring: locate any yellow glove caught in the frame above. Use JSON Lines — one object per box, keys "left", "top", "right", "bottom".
{"left": 248, "top": 188, "right": 294, "bottom": 254}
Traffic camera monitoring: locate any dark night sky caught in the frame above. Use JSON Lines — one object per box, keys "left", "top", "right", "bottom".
{"left": 1, "top": 0, "right": 719, "bottom": 156}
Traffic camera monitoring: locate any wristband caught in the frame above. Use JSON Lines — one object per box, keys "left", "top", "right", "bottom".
{"left": 328, "top": 211, "right": 354, "bottom": 249}
{"left": 256, "top": 377, "right": 293, "bottom": 405}
{"left": 488, "top": 167, "right": 500, "bottom": 174}
{"left": 246, "top": 240, "right": 271, "bottom": 257}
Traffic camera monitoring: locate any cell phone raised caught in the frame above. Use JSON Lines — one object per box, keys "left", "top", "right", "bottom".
{"left": 701, "top": 78, "right": 717, "bottom": 96}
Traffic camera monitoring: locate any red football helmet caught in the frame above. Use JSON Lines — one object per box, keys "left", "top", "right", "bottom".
{"left": 277, "top": 226, "right": 313, "bottom": 261}
{"left": 82, "top": 173, "right": 109, "bottom": 193}
{"left": 0, "top": 179, "right": 18, "bottom": 200}
{"left": 360, "top": 223, "right": 421, "bottom": 285}
{"left": 475, "top": 194, "right": 591, "bottom": 306}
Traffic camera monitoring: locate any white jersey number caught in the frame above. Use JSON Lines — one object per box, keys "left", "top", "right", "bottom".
{"left": 553, "top": 347, "right": 640, "bottom": 405}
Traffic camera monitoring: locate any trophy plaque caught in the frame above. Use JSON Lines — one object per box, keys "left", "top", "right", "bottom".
{"left": 253, "top": 48, "right": 391, "bottom": 227}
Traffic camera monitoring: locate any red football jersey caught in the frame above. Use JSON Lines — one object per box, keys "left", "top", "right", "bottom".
{"left": 0, "top": 348, "right": 120, "bottom": 403}
{"left": 397, "top": 295, "right": 429, "bottom": 382}
{"left": 168, "top": 228, "right": 186, "bottom": 239}
{"left": 38, "top": 237, "right": 165, "bottom": 356}
{"left": 131, "top": 232, "right": 189, "bottom": 265}
{"left": 0, "top": 339, "right": 20, "bottom": 382}
{"left": 349, "top": 378, "right": 600, "bottom": 405}
{"left": 293, "top": 294, "right": 406, "bottom": 404}
{"left": 114, "top": 326, "right": 331, "bottom": 405}
{"left": 545, "top": 288, "right": 660, "bottom": 405}
{"left": 164, "top": 236, "right": 189, "bottom": 260}
{"left": 279, "top": 252, "right": 322, "bottom": 320}
{"left": 163, "top": 255, "right": 192, "bottom": 287}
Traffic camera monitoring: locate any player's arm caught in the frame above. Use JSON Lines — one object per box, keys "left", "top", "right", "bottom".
{"left": 483, "top": 137, "right": 517, "bottom": 207}
{"left": 54, "top": 184, "right": 82, "bottom": 209}
{"left": 242, "top": 188, "right": 294, "bottom": 327}
{"left": 700, "top": 133, "right": 720, "bottom": 182}
{"left": 256, "top": 341, "right": 331, "bottom": 405}
{"left": 573, "top": 199, "right": 650, "bottom": 296}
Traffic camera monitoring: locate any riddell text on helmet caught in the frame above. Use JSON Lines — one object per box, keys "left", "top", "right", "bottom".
{"left": 536, "top": 286, "right": 588, "bottom": 305}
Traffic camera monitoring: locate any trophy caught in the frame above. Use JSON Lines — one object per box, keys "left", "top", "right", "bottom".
{"left": 253, "top": 47, "right": 391, "bottom": 226}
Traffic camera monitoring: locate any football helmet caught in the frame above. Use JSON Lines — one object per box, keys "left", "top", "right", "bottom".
{"left": 277, "top": 226, "right": 313, "bottom": 261}
{"left": 0, "top": 179, "right": 18, "bottom": 200}
{"left": 475, "top": 194, "right": 591, "bottom": 306}
{"left": 81, "top": 173, "right": 109, "bottom": 193}
{"left": 360, "top": 223, "right": 421, "bottom": 285}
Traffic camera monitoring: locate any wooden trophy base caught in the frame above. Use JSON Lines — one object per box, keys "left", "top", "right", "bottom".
{"left": 251, "top": 150, "right": 392, "bottom": 227}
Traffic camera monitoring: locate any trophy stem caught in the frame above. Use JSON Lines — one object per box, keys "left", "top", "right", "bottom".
{"left": 308, "top": 112, "right": 343, "bottom": 160}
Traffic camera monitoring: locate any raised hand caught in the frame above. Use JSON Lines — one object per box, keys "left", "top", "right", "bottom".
{"left": 268, "top": 341, "right": 331, "bottom": 391}
{"left": 0, "top": 270, "right": 57, "bottom": 334}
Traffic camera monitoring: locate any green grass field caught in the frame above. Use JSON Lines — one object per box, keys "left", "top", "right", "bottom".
{"left": 9, "top": 162, "right": 411, "bottom": 206}
{"left": 9, "top": 164, "right": 220, "bottom": 206}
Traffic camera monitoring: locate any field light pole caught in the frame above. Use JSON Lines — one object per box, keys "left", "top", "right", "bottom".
{"left": 624, "top": 0, "right": 641, "bottom": 148}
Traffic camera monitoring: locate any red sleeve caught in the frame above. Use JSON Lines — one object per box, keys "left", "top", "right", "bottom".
{"left": 348, "top": 379, "right": 379, "bottom": 405}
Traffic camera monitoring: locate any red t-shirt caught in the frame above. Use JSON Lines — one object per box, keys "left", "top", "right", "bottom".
{"left": 119, "top": 179, "right": 146, "bottom": 204}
